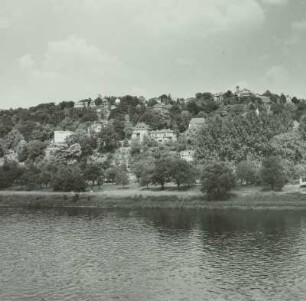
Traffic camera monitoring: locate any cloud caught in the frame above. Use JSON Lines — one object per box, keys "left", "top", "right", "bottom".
{"left": 19, "top": 35, "right": 124, "bottom": 81}
{"left": 292, "top": 20, "right": 306, "bottom": 32}
{"left": 262, "top": 65, "right": 290, "bottom": 91}
{"left": 133, "top": 0, "right": 265, "bottom": 36}
{"left": 285, "top": 20, "right": 306, "bottom": 45}
{"left": 176, "top": 57, "right": 196, "bottom": 66}
{"left": 54, "top": 0, "right": 265, "bottom": 37}
{"left": 15, "top": 36, "right": 127, "bottom": 103}
{"left": 0, "top": 17, "right": 10, "bottom": 29}
{"left": 18, "top": 54, "right": 35, "bottom": 71}
{"left": 260, "top": 0, "right": 288, "bottom": 5}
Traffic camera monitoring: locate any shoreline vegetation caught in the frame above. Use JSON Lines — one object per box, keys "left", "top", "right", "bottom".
{"left": 1, "top": 184, "right": 306, "bottom": 210}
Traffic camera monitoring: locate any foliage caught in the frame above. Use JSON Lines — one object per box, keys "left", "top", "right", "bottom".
{"left": 271, "top": 131, "right": 306, "bottom": 164}
{"left": 150, "top": 157, "right": 172, "bottom": 189}
{"left": 169, "top": 158, "right": 197, "bottom": 187}
{"left": 4, "top": 129, "right": 24, "bottom": 151}
{"left": 17, "top": 164, "right": 40, "bottom": 190}
{"left": 115, "top": 167, "right": 129, "bottom": 187}
{"left": 260, "top": 157, "right": 287, "bottom": 191}
{"left": 195, "top": 111, "right": 293, "bottom": 163}
{"left": 201, "top": 162, "right": 236, "bottom": 200}
{"left": 51, "top": 165, "right": 87, "bottom": 192}
{"left": 26, "top": 140, "right": 46, "bottom": 162}
{"left": 83, "top": 163, "right": 104, "bottom": 186}
{"left": 235, "top": 161, "right": 258, "bottom": 184}
{"left": 98, "top": 123, "right": 119, "bottom": 153}
{"left": 16, "top": 140, "right": 28, "bottom": 162}
{"left": 0, "top": 160, "right": 24, "bottom": 189}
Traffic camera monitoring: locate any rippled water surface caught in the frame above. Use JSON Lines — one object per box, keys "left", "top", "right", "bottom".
{"left": 1, "top": 207, "right": 306, "bottom": 300}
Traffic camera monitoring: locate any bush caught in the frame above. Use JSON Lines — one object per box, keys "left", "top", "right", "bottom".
{"left": 51, "top": 165, "right": 87, "bottom": 192}
{"left": 201, "top": 162, "right": 236, "bottom": 200}
{"left": 235, "top": 160, "right": 258, "bottom": 185}
{"left": 260, "top": 157, "right": 287, "bottom": 191}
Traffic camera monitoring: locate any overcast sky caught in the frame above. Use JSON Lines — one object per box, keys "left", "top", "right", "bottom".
{"left": 1, "top": 0, "right": 306, "bottom": 108}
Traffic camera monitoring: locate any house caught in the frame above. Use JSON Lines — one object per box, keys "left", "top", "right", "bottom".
{"left": 188, "top": 118, "right": 206, "bottom": 131}
{"left": 150, "top": 129, "right": 177, "bottom": 143}
{"left": 213, "top": 92, "right": 224, "bottom": 103}
{"left": 131, "top": 123, "right": 177, "bottom": 144}
{"left": 131, "top": 123, "right": 150, "bottom": 143}
{"left": 74, "top": 100, "right": 88, "bottom": 109}
{"left": 235, "top": 86, "right": 254, "bottom": 98}
{"left": 54, "top": 131, "right": 74, "bottom": 146}
{"left": 180, "top": 150, "right": 195, "bottom": 162}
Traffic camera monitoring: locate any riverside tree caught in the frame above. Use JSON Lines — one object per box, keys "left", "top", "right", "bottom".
{"left": 201, "top": 162, "right": 236, "bottom": 200}
{"left": 260, "top": 157, "right": 287, "bottom": 191}
{"left": 51, "top": 165, "right": 87, "bottom": 192}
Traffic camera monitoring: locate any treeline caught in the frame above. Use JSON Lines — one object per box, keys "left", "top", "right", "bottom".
{"left": 1, "top": 90, "right": 306, "bottom": 199}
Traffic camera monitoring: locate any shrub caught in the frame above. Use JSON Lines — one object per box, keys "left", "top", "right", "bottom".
{"left": 235, "top": 160, "right": 258, "bottom": 185}
{"left": 201, "top": 162, "right": 236, "bottom": 200}
{"left": 51, "top": 165, "right": 87, "bottom": 192}
{"left": 260, "top": 157, "right": 287, "bottom": 191}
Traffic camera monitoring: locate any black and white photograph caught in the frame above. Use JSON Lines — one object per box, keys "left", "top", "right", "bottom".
{"left": 1, "top": 0, "right": 306, "bottom": 300}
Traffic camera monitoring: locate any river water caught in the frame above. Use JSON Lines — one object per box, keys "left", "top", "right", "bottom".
{"left": 1, "top": 207, "right": 306, "bottom": 301}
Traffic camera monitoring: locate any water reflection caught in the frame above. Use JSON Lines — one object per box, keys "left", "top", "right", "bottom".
{"left": 1, "top": 207, "right": 306, "bottom": 300}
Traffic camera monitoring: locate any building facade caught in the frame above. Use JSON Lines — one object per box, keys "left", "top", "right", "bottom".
{"left": 54, "top": 131, "right": 74, "bottom": 146}
{"left": 131, "top": 123, "right": 177, "bottom": 144}
{"left": 180, "top": 150, "right": 195, "bottom": 162}
{"left": 150, "top": 129, "right": 177, "bottom": 143}
{"left": 131, "top": 123, "right": 150, "bottom": 143}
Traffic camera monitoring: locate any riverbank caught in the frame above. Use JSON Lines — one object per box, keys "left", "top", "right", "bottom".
{"left": 1, "top": 184, "right": 306, "bottom": 210}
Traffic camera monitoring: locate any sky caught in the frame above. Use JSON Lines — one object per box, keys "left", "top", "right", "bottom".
{"left": 1, "top": 0, "right": 306, "bottom": 108}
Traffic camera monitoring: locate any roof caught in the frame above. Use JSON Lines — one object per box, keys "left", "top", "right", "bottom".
{"left": 190, "top": 118, "right": 206, "bottom": 124}
{"left": 133, "top": 123, "right": 150, "bottom": 130}
{"left": 150, "top": 129, "right": 175, "bottom": 134}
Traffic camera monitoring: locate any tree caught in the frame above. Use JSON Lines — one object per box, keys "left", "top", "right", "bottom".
{"left": 169, "top": 158, "right": 197, "bottom": 188}
{"left": 17, "top": 164, "right": 40, "bottom": 190}
{"left": 26, "top": 140, "right": 46, "bottom": 162}
{"left": 260, "top": 157, "right": 287, "bottom": 191}
{"left": 131, "top": 155, "right": 155, "bottom": 187}
{"left": 83, "top": 163, "right": 104, "bottom": 187}
{"left": 299, "top": 114, "right": 306, "bottom": 140}
{"left": 105, "top": 166, "right": 118, "bottom": 183}
{"left": 235, "top": 161, "right": 258, "bottom": 185}
{"left": 0, "top": 160, "right": 24, "bottom": 189}
{"left": 37, "top": 160, "right": 58, "bottom": 188}
{"left": 4, "top": 129, "right": 24, "bottom": 151}
{"left": 16, "top": 140, "right": 28, "bottom": 162}
{"left": 201, "top": 162, "right": 236, "bottom": 200}
{"left": 115, "top": 167, "right": 129, "bottom": 187}
{"left": 98, "top": 123, "right": 119, "bottom": 153}
{"left": 51, "top": 165, "right": 87, "bottom": 192}
{"left": 151, "top": 158, "right": 172, "bottom": 189}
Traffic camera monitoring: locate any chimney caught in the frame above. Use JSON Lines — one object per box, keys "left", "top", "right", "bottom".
{"left": 236, "top": 86, "right": 240, "bottom": 93}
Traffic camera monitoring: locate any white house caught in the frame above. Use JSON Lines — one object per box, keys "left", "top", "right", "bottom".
{"left": 54, "top": 131, "right": 74, "bottom": 146}
{"left": 180, "top": 150, "right": 195, "bottom": 162}
{"left": 150, "top": 129, "right": 177, "bottom": 143}
{"left": 131, "top": 123, "right": 150, "bottom": 143}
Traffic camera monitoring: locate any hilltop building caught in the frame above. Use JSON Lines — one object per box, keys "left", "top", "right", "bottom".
{"left": 74, "top": 100, "right": 88, "bottom": 108}
{"left": 131, "top": 123, "right": 177, "bottom": 144}
{"left": 54, "top": 131, "right": 74, "bottom": 146}
{"left": 180, "top": 150, "right": 195, "bottom": 162}
{"left": 131, "top": 123, "right": 150, "bottom": 143}
{"left": 150, "top": 129, "right": 177, "bottom": 143}
{"left": 235, "top": 86, "right": 254, "bottom": 98}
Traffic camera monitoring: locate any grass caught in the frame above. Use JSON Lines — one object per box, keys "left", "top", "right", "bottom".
{"left": 0, "top": 183, "right": 306, "bottom": 210}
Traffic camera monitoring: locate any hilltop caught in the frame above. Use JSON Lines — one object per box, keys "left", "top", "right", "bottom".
{"left": 1, "top": 87, "right": 306, "bottom": 192}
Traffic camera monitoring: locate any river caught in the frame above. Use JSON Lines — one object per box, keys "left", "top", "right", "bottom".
{"left": 1, "top": 207, "right": 306, "bottom": 300}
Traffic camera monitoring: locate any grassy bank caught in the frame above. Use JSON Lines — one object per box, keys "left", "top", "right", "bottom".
{"left": 1, "top": 184, "right": 306, "bottom": 210}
